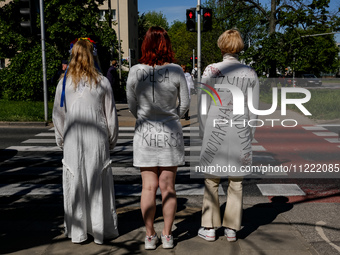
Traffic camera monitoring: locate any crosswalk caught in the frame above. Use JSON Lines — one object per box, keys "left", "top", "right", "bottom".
{"left": 302, "top": 125, "right": 340, "bottom": 149}
{"left": 1, "top": 125, "right": 339, "bottom": 198}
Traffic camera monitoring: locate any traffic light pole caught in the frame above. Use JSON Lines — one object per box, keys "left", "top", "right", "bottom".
{"left": 39, "top": 0, "right": 48, "bottom": 124}
{"left": 197, "top": 0, "right": 201, "bottom": 84}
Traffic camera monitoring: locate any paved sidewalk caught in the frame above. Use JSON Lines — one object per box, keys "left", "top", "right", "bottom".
{"left": 1, "top": 195, "right": 326, "bottom": 255}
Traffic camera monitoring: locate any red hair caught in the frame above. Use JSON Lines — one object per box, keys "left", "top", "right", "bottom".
{"left": 139, "top": 26, "right": 175, "bottom": 66}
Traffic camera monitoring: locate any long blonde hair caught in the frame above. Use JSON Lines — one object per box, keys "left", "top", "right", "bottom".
{"left": 65, "top": 39, "right": 100, "bottom": 89}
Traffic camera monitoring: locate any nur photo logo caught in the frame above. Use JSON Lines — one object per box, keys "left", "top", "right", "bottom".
{"left": 198, "top": 81, "right": 312, "bottom": 127}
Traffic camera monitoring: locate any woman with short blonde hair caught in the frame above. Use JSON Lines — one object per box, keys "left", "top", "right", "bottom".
{"left": 217, "top": 29, "right": 244, "bottom": 55}
{"left": 198, "top": 29, "right": 259, "bottom": 243}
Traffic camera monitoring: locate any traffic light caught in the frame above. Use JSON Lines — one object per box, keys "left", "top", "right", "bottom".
{"left": 190, "top": 56, "right": 198, "bottom": 62}
{"left": 186, "top": 8, "right": 196, "bottom": 32}
{"left": 20, "top": 0, "right": 38, "bottom": 35}
{"left": 202, "top": 8, "right": 212, "bottom": 32}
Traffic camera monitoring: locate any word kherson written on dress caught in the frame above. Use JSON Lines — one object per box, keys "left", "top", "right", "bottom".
{"left": 135, "top": 120, "right": 183, "bottom": 148}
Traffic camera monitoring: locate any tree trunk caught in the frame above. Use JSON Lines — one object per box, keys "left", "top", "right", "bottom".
{"left": 269, "top": 0, "right": 276, "bottom": 35}
{"left": 269, "top": 0, "right": 277, "bottom": 77}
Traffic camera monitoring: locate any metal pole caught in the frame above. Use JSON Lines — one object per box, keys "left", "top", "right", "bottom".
{"left": 108, "top": 0, "right": 112, "bottom": 29}
{"left": 117, "top": 0, "right": 122, "bottom": 87}
{"left": 39, "top": 0, "right": 48, "bottom": 124}
{"left": 197, "top": 0, "right": 201, "bottom": 84}
{"left": 192, "top": 49, "right": 195, "bottom": 73}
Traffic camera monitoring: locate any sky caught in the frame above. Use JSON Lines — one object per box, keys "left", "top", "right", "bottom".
{"left": 138, "top": 0, "right": 340, "bottom": 42}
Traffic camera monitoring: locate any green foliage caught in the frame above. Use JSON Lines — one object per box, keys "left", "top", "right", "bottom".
{"left": 260, "top": 88, "right": 340, "bottom": 120}
{"left": 168, "top": 21, "right": 197, "bottom": 67}
{"left": 0, "top": 0, "right": 118, "bottom": 101}
{"left": 0, "top": 42, "right": 61, "bottom": 101}
{"left": 213, "top": 0, "right": 340, "bottom": 77}
{"left": 143, "top": 11, "right": 169, "bottom": 31}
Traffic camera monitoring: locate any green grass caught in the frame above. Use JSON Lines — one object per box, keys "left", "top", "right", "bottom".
{"left": 0, "top": 100, "right": 53, "bottom": 122}
{"left": 260, "top": 89, "right": 340, "bottom": 120}
{"left": 1, "top": 89, "right": 340, "bottom": 122}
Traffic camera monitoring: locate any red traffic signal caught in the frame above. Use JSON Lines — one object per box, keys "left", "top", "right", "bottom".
{"left": 204, "top": 12, "right": 211, "bottom": 18}
{"left": 186, "top": 8, "right": 196, "bottom": 32}
{"left": 203, "top": 8, "right": 212, "bottom": 32}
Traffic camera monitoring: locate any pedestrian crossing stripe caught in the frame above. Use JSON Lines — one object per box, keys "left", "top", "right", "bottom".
{"left": 312, "top": 132, "right": 338, "bottom": 137}
{"left": 302, "top": 126, "right": 340, "bottom": 146}
{"left": 257, "top": 184, "right": 305, "bottom": 196}
{"left": 1, "top": 183, "right": 306, "bottom": 197}
{"left": 325, "top": 138, "right": 340, "bottom": 143}
{"left": 302, "top": 126, "right": 327, "bottom": 131}
{"left": 22, "top": 139, "right": 56, "bottom": 143}
{"left": 6, "top": 145, "right": 266, "bottom": 152}
{"left": 35, "top": 133, "right": 55, "bottom": 137}
{"left": 6, "top": 146, "right": 62, "bottom": 152}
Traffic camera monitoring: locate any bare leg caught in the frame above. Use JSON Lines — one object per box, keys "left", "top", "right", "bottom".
{"left": 140, "top": 167, "right": 159, "bottom": 236}
{"left": 158, "top": 166, "right": 177, "bottom": 236}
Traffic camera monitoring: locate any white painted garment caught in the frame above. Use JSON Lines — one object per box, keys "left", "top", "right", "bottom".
{"left": 126, "top": 63, "right": 190, "bottom": 167}
{"left": 52, "top": 75, "right": 119, "bottom": 244}
{"left": 199, "top": 54, "right": 260, "bottom": 177}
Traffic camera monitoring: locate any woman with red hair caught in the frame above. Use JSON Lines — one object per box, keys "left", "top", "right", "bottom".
{"left": 126, "top": 26, "right": 190, "bottom": 250}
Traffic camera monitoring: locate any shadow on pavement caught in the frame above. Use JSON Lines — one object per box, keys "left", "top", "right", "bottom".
{"left": 0, "top": 195, "right": 64, "bottom": 254}
{"left": 238, "top": 196, "right": 293, "bottom": 239}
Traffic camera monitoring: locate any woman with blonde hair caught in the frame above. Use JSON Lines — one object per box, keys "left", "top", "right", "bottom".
{"left": 53, "top": 38, "right": 119, "bottom": 244}
{"left": 198, "top": 29, "right": 259, "bottom": 242}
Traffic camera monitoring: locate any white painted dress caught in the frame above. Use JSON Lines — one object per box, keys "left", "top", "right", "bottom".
{"left": 199, "top": 54, "right": 260, "bottom": 177}
{"left": 52, "top": 75, "right": 119, "bottom": 244}
{"left": 126, "top": 63, "right": 190, "bottom": 167}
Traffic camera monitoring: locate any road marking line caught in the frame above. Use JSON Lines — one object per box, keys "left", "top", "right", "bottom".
{"left": 315, "top": 221, "right": 340, "bottom": 253}
{"left": 6, "top": 146, "right": 62, "bottom": 152}
{"left": 0, "top": 183, "right": 225, "bottom": 196}
{"left": 312, "top": 132, "right": 338, "bottom": 137}
{"left": 22, "top": 139, "right": 56, "bottom": 143}
{"left": 324, "top": 138, "right": 340, "bottom": 143}
{"left": 257, "top": 184, "right": 305, "bottom": 196}
{"left": 35, "top": 133, "right": 55, "bottom": 137}
{"left": 317, "top": 124, "right": 340, "bottom": 127}
{"left": 302, "top": 126, "right": 327, "bottom": 131}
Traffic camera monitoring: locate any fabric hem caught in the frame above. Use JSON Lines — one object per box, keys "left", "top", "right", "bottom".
{"left": 133, "top": 162, "right": 185, "bottom": 168}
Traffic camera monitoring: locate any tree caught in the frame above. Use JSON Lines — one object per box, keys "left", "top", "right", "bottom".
{"left": 0, "top": 0, "right": 117, "bottom": 101}
{"left": 143, "top": 11, "right": 169, "bottom": 31}
{"left": 168, "top": 21, "right": 197, "bottom": 67}
{"left": 217, "top": 0, "right": 340, "bottom": 76}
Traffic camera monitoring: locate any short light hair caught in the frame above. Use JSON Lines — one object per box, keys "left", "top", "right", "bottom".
{"left": 217, "top": 29, "right": 244, "bottom": 54}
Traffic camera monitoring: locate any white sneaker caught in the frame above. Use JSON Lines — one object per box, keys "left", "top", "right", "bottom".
{"left": 145, "top": 234, "right": 158, "bottom": 250}
{"left": 224, "top": 228, "right": 236, "bottom": 242}
{"left": 161, "top": 233, "right": 174, "bottom": 249}
{"left": 198, "top": 227, "right": 216, "bottom": 241}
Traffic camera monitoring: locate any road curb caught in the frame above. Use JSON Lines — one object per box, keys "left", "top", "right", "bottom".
{"left": 0, "top": 122, "right": 51, "bottom": 127}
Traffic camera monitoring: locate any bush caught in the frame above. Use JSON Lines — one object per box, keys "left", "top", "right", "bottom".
{"left": 0, "top": 42, "right": 61, "bottom": 101}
